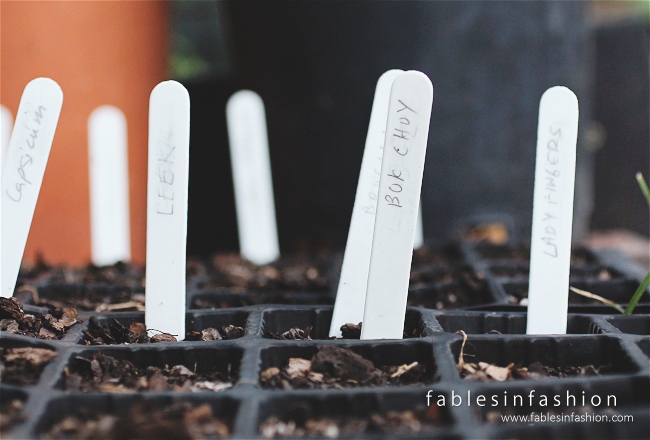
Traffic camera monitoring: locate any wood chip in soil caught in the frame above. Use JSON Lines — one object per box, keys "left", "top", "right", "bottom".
{"left": 0, "top": 297, "right": 79, "bottom": 340}
{"left": 0, "top": 346, "right": 57, "bottom": 385}
{"left": 64, "top": 352, "right": 235, "bottom": 393}
{"left": 42, "top": 401, "right": 230, "bottom": 439}
{"left": 260, "top": 345, "right": 432, "bottom": 389}
{"left": 81, "top": 317, "right": 244, "bottom": 345}
{"left": 260, "top": 405, "right": 444, "bottom": 438}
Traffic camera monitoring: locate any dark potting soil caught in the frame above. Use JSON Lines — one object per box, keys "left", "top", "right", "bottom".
{"left": 0, "top": 346, "right": 58, "bottom": 385}
{"left": 18, "top": 258, "right": 145, "bottom": 288}
{"left": 0, "top": 399, "right": 25, "bottom": 434}
{"left": 264, "top": 323, "right": 420, "bottom": 340}
{"left": 409, "top": 247, "right": 455, "bottom": 287}
{"left": 190, "top": 293, "right": 331, "bottom": 310}
{"left": 195, "top": 254, "right": 332, "bottom": 293}
{"left": 260, "top": 346, "right": 432, "bottom": 390}
{"left": 458, "top": 360, "right": 614, "bottom": 382}
{"left": 28, "top": 287, "right": 146, "bottom": 313}
{"left": 0, "top": 297, "right": 79, "bottom": 340}
{"left": 260, "top": 406, "right": 444, "bottom": 438}
{"left": 81, "top": 317, "right": 245, "bottom": 345}
{"left": 42, "top": 401, "right": 230, "bottom": 439}
{"left": 64, "top": 352, "right": 236, "bottom": 393}
{"left": 407, "top": 269, "right": 488, "bottom": 310}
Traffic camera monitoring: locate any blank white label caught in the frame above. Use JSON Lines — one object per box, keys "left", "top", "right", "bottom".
{"left": 526, "top": 86, "right": 579, "bottom": 335}
{"left": 145, "top": 81, "right": 190, "bottom": 338}
{"left": 226, "top": 90, "right": 280, "bottom": 265}
{"left": 1, "top": 78, "right": 63, "bottom": 298}
{"left": 361, "top": 71, "right": 434, "bottom": 340}
{"left": 329, "top": 69, "right": 404, "bottom": 337}
{"left": 88, "top": 106, "right": 131, "bottom": 266}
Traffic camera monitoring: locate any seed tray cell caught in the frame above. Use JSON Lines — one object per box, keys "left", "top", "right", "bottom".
{"left": 57, "top": 344, "right": 243, "bottom": 392}
{"left": 260, "top": 307, "right": 436, "bottom": 340}
{"left": 464, "top": 243, "right": 597, "bottom": 266}
{"left": 256, "top": 389, "right": 457, "bottom": 439}
{"left": 450, "top": 335, "right": 645, "bottom": 381}
{"left": 16, "top": 283, "right": 145, "bottom": 313}
{"left": 0, "top": 335, "right": 63, "bottom": 387}
{"left": 77, "top": 310, "right": 250, "bottom": 345}
{"left": 0, "top": 387, "right": 28, "bottom": 434}
{"left": 189, "top": 290, "right": 334, "bottom": 310}
{"left": 433, "top": 311, "right": 604, "bottom": 335}
{"left": 259, "top": 340, "right": 441, "bottom": 388}
{"left": 500, "top": 279, "right": 648, "bottom": 307}
{"left": 488, "top": 262, "right": 623, "bottom": 282}
{"left": 30, "top": 393, "right": 240, "bottom": 439}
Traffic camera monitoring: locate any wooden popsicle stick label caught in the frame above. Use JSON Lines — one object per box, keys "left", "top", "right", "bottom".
{"left": 1, "top": 105, "right": 13, "bottom": 171}
{"left": 526, "top": 86, "right": 579, "bottom": 335}
{"left": 361, "top": 71, "right": 434, "bottom": 340}
{"left": 226, "top": 90, "right": 280, "bottom": 265}
{"left": 329, "top": 69, "right": 404, "bottom": 337}
{"left": 88, "top": 106, "right": 131, "bottom": 266}
{"left": 145, "top": 81, "right": 190, "bottom": 338}
{"left": 1, "top": 78, "right": 63, "bottom": 298}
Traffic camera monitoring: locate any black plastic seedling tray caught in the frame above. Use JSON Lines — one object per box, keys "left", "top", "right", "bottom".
{"left": 2, "top": 243, "right": 648, "bottom": 439}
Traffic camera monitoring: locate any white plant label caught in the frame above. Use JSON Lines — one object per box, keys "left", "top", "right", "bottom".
{"left": 226, "top": 90, "right": 280, "bottom": 265}
{"left": 361, "top": 71, "right": 434, "bottom": 340}
{"left": 526, "top": 86, "right": 579, "bottom": 335}
{"left": 329, "top": 70, "right": 404, "bottom": 337}
{"left": 413, "top": 202, "right": 424, "bottom": 249}
{"left": 145, "top": 81, "right": 190, "bottom": 338}
{"left": 88, "top": 106, "right": 131, "bottom": 266}
{"left": 1, "top": 105, "right": 13, "bottom": 171}
{"left": 1, "top": 78, "right": 63, "bottom": 298}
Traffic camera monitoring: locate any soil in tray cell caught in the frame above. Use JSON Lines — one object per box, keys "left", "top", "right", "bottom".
{"left": 0, "top": 346, "right": 57, "bottom": 385}
{"left": 260, "top": 406, "right": 445, "bottom": 438}
{"left": 81, "top": 317, "right": 245, "bottom": 345}
{"left": 41, "top": 261, "right": 146, "bottom": 289}
{"left": 260, "top": 345, "right": 433, "bottom": 389}
{"left": 453, "top": 335, "right": 631, "bottom": 383}
{"left": 503, "top": 281, "right": 648, "bottom": 307}
{"left": 265, "top": 322, "right": 421, "bottom": 340}
{"left": 64, "top": 351, "right": 237, "bottom": 393}
{"left": 0, "top": 298, "right": 79, "bottom": 340}
{"left": 0, "top": 399, "right": 26, "bottom": 434}
{"left": 407, "top": 270, "right": 492, "bottom": 310}
{"left": 195, "top": 254, "right": 333, "bottom": 293}
{"left": 42, "top": 401, "right": 231, "bottom": 439}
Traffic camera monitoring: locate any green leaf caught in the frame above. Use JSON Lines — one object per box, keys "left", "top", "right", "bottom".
{"left": 624, "top": 271, "right": 650, "bottom": 315}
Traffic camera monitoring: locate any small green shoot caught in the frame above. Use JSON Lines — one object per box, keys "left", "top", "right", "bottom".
{"left": 624, "top": 271, "right": 650, "bottom": 315}
{"left": 572, "top": 173, "right": 649, "bottom": 314}
{"left": 624, "top": 172, "right": 650, "bottom": 314}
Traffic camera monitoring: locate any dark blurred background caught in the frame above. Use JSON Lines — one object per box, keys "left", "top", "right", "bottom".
{"left": 172, "top": 1, "right": 648, "bottom": 261}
